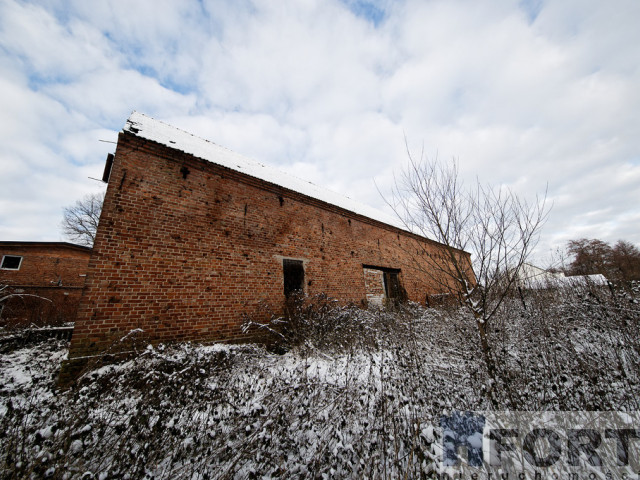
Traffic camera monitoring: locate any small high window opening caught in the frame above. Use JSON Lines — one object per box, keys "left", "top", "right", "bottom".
{"left": 283, "top": 259, "right": 305, "bottom": 297}
{"left": 1, "top": 255, "right": 23, "bottom": 270}
{"left": 102, "top": 153, "right": 114, "bottom": 183}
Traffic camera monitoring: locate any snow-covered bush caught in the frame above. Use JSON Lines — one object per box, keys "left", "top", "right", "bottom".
{"left": 1, "top": 286, "right": 639, "bottom": 479}
{"left": 243, "top": 293, "right": 428, "bottom": 354}
{"left": 486, "top": 282, "right": 640, "bottom": 410}
{"left": 2, "top": 303, "right": 484, "bottom": 479}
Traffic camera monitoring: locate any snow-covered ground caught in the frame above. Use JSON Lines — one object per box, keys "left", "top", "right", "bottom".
{"left": 1, "top": 288, "right": 639, "bottom": 479}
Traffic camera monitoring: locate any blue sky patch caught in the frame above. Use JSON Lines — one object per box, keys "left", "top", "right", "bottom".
{"left": 519, "top": 0, "right": 543, "bottom": 24}
{"left": 340, "top": 0, "right": 387, "bottom": 27}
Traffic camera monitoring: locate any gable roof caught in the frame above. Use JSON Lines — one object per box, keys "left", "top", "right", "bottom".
{"left": 123, "top": 112, "right": 404, "bottom": 231}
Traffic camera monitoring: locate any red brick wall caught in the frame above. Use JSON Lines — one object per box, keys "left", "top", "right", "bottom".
{"left": 0, "top": 243, "right": 91, "bottom": 327}
{"left": 68, "top": 132, "right": 467, "bottom": 358}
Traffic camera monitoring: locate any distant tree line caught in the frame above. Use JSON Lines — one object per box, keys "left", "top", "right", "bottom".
{"left": 564, "top": 238, "right": 640, "bottom": 286}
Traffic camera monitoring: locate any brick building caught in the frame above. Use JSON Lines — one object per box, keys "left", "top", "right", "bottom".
{"left": 66, "top": 112, "right": 469, "bottom": 364}
{"left": 0, "top": 242, "right": 91, "bottom": 327}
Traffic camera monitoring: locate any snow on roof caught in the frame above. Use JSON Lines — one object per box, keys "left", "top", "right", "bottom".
{"left": 563, "top": 273, "right": 609, "bottom": 287}
{"left": 123, "top": 112, "right": 404, "bottom": 231}
{"left": 517, "top": 263, "right": 609, "bottom": 289}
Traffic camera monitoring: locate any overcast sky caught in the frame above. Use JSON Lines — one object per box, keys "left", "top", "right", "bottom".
{"left": 1, "top": 0, "right": 638, "bottom": 265}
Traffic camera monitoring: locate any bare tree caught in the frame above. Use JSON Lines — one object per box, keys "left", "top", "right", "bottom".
{"left": 612, "top": 240, "right": 640, "bottom": 285}
{"left": 387, "top": 150, "right": 549, "bottom": 396}
{"left": 61, "top": 191, "right": 105, "bottom": 247}
{"left": 566, "top": 238, "right": 612, "bottom": 276}
{"left": 566, "top": 238, "right": 640, "bottom": 286}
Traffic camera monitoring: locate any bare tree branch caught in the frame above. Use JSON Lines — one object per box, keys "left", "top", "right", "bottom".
{"left": 0, "top": 283, "right": 53, "bottom": 305}
{"left": 384, "top": 148, "right": 550, "bottom": 401}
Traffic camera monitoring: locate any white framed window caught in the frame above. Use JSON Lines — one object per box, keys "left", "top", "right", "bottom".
{"left": 1, "top": 255, "right": 23, "bottom": 270}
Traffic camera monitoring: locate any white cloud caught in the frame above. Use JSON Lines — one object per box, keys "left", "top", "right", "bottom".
{"left": 0, "top": 0, "right": 638, "bottom": 261}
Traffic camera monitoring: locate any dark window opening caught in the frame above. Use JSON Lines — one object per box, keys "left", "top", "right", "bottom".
{"left": 1, "top": 255, "right": 22, "bottom": 270}
{"left": 363, "top": 264, "right": 406, "bottom": 307}
{"left": 384, "top": 272, "right": 402, "bottom": 300}
{"left": 283, "top": 259, "right": 304, "bottom": 297}
{"left": 102, "top": 153, "right": 114, "bottom": 183}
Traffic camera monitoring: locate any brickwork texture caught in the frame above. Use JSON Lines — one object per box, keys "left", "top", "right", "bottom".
{"left": 66, "top": 130, "right": 469, "bottom": 364}
{"left": 0, "top": 242, "right": 91, "bottom": 327}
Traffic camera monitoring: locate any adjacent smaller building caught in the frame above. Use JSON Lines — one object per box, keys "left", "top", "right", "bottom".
{"left": 0, "top": 242, "right": 92, "bottom": 327}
